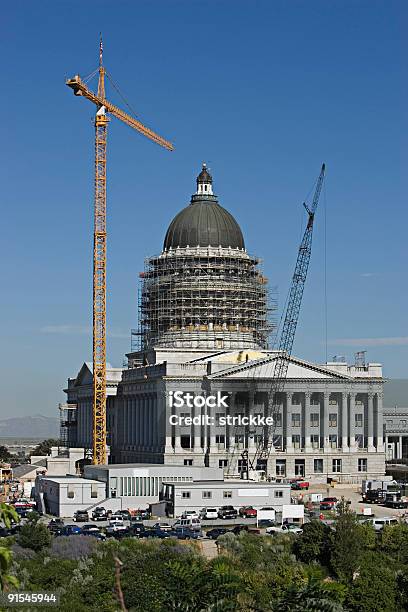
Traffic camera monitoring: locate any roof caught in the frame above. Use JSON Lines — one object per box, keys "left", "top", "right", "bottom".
{"left": 163, "top": 196, "right": 245, "bottom": 251}
{"left": 163, "top": 480, "right": 290, "bottom": 488}
{"left": 88, "top": 463, "right": 216, "bottom": 471}
{"left": 13, "top": 464, "right": 43, "bottom": 478}
{"left": 40, "top": 476, "right": 102, "bottom": 484}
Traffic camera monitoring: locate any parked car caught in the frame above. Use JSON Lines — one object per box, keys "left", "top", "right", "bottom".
{"left": 73, "top": 510, "right": 89, "bottom": 522}
{"left": 218, "top": 506, "right": 238, "bottom": 520}
{"left": 290, "top": 480, "right": 310, "bottom": 490}
{"left": 320, "top": 497, "right": 338, "bottom": 511}
{"left": 206, "top": 527, "right": 228, "bottom": 540}
{"left": 116, "top": 510, "right": 132, "bottom": 521}
{"left": 230, "top": 525, "right": 249, "bottom": 535}
{"left": 132, "top": 509, "right": 151, "bottom": 520}
{"left": 91, "top": 507, "right": 107, "bottom": 521}
{"left": 81, "top": 524, "right": 100, "bottom": 534}
{"left": 129, "top": 524, "right": 146, "bottom": 537}
{"left": 62, "top": 524, "right": 82, "bottom": 536}
{"left": 365, "top": 517, "right": 399, "bottom": 531}
{"left": 173, "top": 527, "right": 201, "bottom": 540}
{"left": 266, "top": 524, "right": 303, "bottom": 535}
{"left": 83, "top": 531, "right": 106, "bottom": 541}
{"left": 152, "top": 522, "right": 173, "bottom": 531}
{"left": 111, "top": 512, "right": 126, "bottom": 522}
{"left": 174, "top": 516, "right": 202, "bottom": 532}
{"left": 181, "top": 510, "right": 199, "bottom": 519}
{"left": 239, "top": 506, "right": 257, "bottom": 519}
{"left": 200, "top": 507, "right": 218, "bottom": 520}
{"left": 48, "top": 519, "right": 64, "bottom": 534}
{"left": 258, "top": 519, "right": 277, "bottom": 528}
{"left": 150, "top": 528, "right": 172, "bottom": 539}
{"left": 106, "top": 520, "right": 128, "bottom": 535}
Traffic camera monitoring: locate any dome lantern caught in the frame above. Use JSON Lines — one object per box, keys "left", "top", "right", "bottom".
{"left": 196, "top": 162, "right": 213, "bottom": 195}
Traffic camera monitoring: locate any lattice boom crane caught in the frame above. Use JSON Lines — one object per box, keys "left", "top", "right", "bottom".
{"left": 247, "top": 163, "right": 326, "bottom": 476}
{"left": 66, "top": 39, "right": 173, "bottom": 465}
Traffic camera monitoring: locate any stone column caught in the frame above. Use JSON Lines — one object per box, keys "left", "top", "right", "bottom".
{"left": 399, "top": 436, "right": 403, "bottom": 459}
{"left": 164, "top": 392, "right": 173, "bottom": 453}
{"left": 208, "top": 400, "right": 217, "bottom": 452}
{"left": 192, "top": 397, "right": 202, "bottom": 452}
{"left": 323, "top": 392, "right": 330, "bottom": 450}
{"left": 285, "top": 393, "right": 293, "bottom": 451}
{"left": 228, "top": 393, "right": 236, "bottom": 450}
{"left": 248, "top": 391, "right": 256, "bottom": 449}
{"left": 376, "top": 392, "right": 384, "bottom": 451}
{"left": 304, "top": 391, "right": 312, "bottom": 452}
{"left": 349, "top": 392, "right": 357, "bottom": 451}
{"left": 341, "top": 392, "right": 349, "bottom": 451}
{"left": 367, "top": 393, "right": 375, "bottom": 451}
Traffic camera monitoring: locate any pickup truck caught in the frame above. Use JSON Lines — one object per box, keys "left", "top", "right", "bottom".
{"left": 290, "top": 480, "right": 310, "bottom": 490}
{"left": 320, "top": 497, "right": 338, "bottom": 511}
{"left": 266, "top": 524, "right": 303, "bottom": 535}
{"left": 239, "top": 506, "right": 257, "bottom": 518}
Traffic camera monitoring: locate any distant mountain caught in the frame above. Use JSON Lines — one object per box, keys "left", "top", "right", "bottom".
{"left": 0, "top": 415, "right": 59, "bottom": 439}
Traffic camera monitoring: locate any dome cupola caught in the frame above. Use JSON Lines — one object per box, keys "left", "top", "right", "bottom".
{"left": 163, "top": 164, "right": 245, "bottom": 251}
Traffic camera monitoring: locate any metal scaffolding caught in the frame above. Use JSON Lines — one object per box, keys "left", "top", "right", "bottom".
{"left": 136, "top": 247, "right": 275, "bottom": 351}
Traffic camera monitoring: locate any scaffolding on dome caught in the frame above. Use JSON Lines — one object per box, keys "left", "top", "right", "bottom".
{"left": 135, "top": 247, "right": 276, "bottom": 351}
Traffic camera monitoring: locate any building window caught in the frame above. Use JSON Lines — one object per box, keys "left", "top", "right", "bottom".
{"left": 202, "top": 491, "right": 212, "bottom": 499}
{"left": 274, "top": 490, "right": 283, "bottom": 498}
{"left": 311, "top": 435, "right": 319, "bottom": 448}
{"left": 91, "top": 484, "right": 98, "bottom": 498}
{"left": 311, "top": 413, "right": 319, "bottom": 427}
{"left": 355, "top": 434, "right": 364, "bottom": 448}
{"left": 67, "top": 486, "right": 75, "bottom": 499}
{"left": 314, "top": 459, "right": 323, "bottom": 473}
{"left": 329, "top": 413, "right": 337, "bottom": 427}
{"left": 329, "top": 398, "right": 338, "bottom": 405}
{"left": 215, "top": 413, "right": 224, "bottom": 426}
{"left": 276, "top": 460, "right": 286, "bottom": 476}
{"left": 292, "top": 435, "right": 301, "bottom": 448}
{"left": 180, "top": 435, "right": 191, "bottom": 449}
{"left": 275, "top": 413, "right": 282, "bottom": 427}
{"left": 295, "top": 459, "right": 305, "bottom": 477}
{"left": 182, "top": 491, "right": 191, "bottom": 499}
{"left": 253, "top": 434, "right": 263, "bottom": 445}
{"left": 292, "top": 413, "right": 301, "bottom": 427}
{"left": 219, "top": 459, "right": 228, "bottom": 468}
{"left": 292, "top": 394, "right": 301, "bottom": 405}
{"left": 358, "top": 458, "right": 367, "bottom": 472}
{"left": 329, "top": 435, "right": 338, "bottom": 448}
{"left": 184, "top": 459, "right": 193, "bottom": 466}
{"left": 215, "top": 434, "right": 225, "bottom": 446}
{"left": 332, "top": 459, "right": 342, "bottom": 473}
{"left": 223, "top": 491, "right": 232, "bottom": 498}
{"left": 235, "top": 435, "right": 244, "bottom": 446}
{"left": 311, "top": 397, "right": 320, "bottom": 406}
{"left": 180, "top": 413, "right": 190, "bottom": 422}
{"left": 273, "top": 434, "right": 283, "bottom": 449}
{"left": 400, "top": 420, "right": 407, "bottom": 427}
{"left": 355, "top": 414, "right": 363, "bottom": 427}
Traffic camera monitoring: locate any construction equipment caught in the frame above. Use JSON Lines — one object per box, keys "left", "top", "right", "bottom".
{"left": 240, "top": 164, "right": 326, "bottom": 478}
{"left": 66, "top": 39, "right": 173, "bottom": 465}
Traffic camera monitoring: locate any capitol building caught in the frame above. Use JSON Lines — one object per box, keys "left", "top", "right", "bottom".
{"left": 62, "top": 165, "right": 386, "bottom": 482}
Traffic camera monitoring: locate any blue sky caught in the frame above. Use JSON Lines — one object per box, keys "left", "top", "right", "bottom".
{"left": 1, "top": 0, "right": 407, "bottom": 417}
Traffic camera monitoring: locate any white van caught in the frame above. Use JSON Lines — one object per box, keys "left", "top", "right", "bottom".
{"left": 367, "top": 517, "right": 399, "bottom": 531}
{"left": 174, "top": 516, "right": 202, "bottom": 532}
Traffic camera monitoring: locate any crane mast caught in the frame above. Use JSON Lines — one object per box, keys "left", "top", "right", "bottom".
{"left": 245, "top": 163, "right": 326, "bottom": 477}
{"left": 67, "top": 39, "right": 173, "bottom": 465}
{"left": 93, "top": 40, "right": 109, "bottom": 465}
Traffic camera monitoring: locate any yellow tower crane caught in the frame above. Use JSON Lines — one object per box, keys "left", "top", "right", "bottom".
{"left": 66, "top": 39, "right": 173, "bottom": 465}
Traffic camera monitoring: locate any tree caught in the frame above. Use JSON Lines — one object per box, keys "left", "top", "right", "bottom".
{"left": 380, "top": 523, "right": 408, "bottom": 564}
{"left": 345, "top": 552, "right": 397, "bottom": 612}
{"left": 30, "top": 439, "right": 60, "bottom": 457}
{"left": 294, "top": 520, "right": 331, "bottom": 565}
{"left": 0, "top": 503, "right": 19, "bottom": 591}
{"left": 0, "top": 446, "right": 13, "bottom": 463}
{"left": 19, "top": 513, "right": 51, "bottom": 552}
{"left": 330, "top": 504, "right": 375, "bottom": 583}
